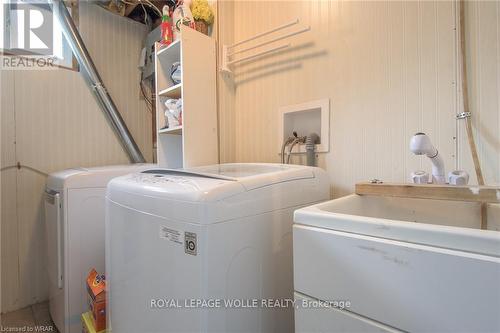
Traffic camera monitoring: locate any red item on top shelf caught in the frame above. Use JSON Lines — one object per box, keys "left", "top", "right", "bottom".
{"left": 160, "top": 6, "right": 173, "bottom": 46}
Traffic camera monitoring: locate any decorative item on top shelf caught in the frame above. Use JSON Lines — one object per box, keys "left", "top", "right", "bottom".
{"left": 163, "top": 98, "right": 183, "bottom": 130}
{"left": 160, "top": 5, "right": 174, "bottom": 46}
{"left": 191, "top": 0, "right": 214, "bottom": 35}
{"left": 173, "top": 0, "right": 195, "bottom": 41}
{"left": 170, "top": 62, "right": 182, "bottom": 84}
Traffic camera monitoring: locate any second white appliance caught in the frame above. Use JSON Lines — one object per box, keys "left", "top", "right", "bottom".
{"left": 106, "top": 163, "right": 330, "bottom": 333}
{"left": 44, "top": 164, "right": 152, "bottom": 333}
{"left": 293, "top": 195, "right": 500, "bottom": 333}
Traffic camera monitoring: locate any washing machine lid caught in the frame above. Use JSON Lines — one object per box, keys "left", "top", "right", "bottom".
{"left": 185, "top": 163, "right": 315, "bottom": 190}
{"left": 108, "top": 164, "right": 315, "bottom": 203}
{"left": 46, "top": 164, "right": 154, "bottom": 190}
{"left": 107, "top": 164, "right": 326, "bottom": 224}
{"left": 107, "top": 170, "right": 245, "bottom": 205}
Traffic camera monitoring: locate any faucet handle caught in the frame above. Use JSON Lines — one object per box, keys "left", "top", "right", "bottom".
{"left": 411, "top": 171, "right": 430, "bottom": 184}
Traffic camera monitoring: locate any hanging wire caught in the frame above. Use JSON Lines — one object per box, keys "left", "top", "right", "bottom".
{"left": 120, "top": 0, "right": 162, "bottom": 17}
{"left": 140, "top": 79, "right": 153, "bottom": 113}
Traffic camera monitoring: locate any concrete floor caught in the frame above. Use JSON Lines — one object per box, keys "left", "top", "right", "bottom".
{"left": 1, "top": 301, "right": 58, "bottom": 332}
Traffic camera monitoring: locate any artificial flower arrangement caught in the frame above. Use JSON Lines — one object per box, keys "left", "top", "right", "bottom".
{"left": 190, "top": 0, "right": 214, "bottom": 35}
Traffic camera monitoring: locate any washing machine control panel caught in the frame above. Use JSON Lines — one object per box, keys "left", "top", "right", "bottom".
{"left": 127, "top": 173, "right": 201, "bottom": 188}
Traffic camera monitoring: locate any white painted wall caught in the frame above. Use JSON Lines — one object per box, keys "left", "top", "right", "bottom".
{"left": 1, "top": 3, "right": 152, "bottom": 312}
{"left": 217, "top": 0, "right": 499, "bottom": 197}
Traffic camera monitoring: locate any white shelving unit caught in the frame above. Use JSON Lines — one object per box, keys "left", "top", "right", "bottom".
{"left": 154, "top": 26, "right": 218, "bottom": 168}
{"left": 159, "top": 83, "right": 182, "bottom": 98}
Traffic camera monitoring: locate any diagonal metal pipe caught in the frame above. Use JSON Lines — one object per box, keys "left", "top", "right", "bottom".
{"left": 52, "top": 0, "right": 146, "bottom": 163}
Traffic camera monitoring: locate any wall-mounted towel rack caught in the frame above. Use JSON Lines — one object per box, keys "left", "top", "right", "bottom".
{"left": 221, "top": 18, "right": 310, "bottom": 74}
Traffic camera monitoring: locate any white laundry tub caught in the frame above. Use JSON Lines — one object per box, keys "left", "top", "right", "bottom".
{"left": 293, "top": 194, "right": 500, "bottom": 333}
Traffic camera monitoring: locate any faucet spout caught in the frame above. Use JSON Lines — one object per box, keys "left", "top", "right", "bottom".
{"left": 410, "top": 133, "right": 446, "bottom": 184}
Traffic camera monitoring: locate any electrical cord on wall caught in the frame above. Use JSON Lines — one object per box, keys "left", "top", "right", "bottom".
{"left": 0, "top": 163, "right": 49, "bottom": 176}
{"left": 139, "top": 72, "right": 153, "bottom": 113}
{"left": 140, "top": 80, "right": 153, "bottom": 112}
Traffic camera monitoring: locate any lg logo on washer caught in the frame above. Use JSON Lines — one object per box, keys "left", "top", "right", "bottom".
{"left": 184, "top": 232, "right": 197, "bottom": 256}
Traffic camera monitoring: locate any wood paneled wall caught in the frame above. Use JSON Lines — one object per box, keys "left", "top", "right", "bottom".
{"left": 217, "top": 0, "right": 499, "bottom": 198}
{"left": 1, "top": 3, "right": 152, "bottom": 312}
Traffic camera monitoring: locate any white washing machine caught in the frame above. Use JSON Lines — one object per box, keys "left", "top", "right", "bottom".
{"left": 106, "top": 163, "right": 330, "bottom": 333}
{"left": 44, "top": 164, "right": 152, "bottom": 333}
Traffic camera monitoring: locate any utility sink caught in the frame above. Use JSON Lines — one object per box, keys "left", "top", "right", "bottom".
{"left": 293, "top": 194, "right": 500, "bottom": 332}
{"left": 294, "top": 194, "right": 500, "bottom": 256}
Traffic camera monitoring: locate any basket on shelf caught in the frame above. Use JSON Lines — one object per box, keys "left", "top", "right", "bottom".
{"left": 194, "top": 20, "right": 208, "bottom": 35}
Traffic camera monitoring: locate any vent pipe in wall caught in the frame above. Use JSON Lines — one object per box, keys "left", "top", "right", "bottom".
{"left": 53, "top": 0, "right": 146, "bottom": 163}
